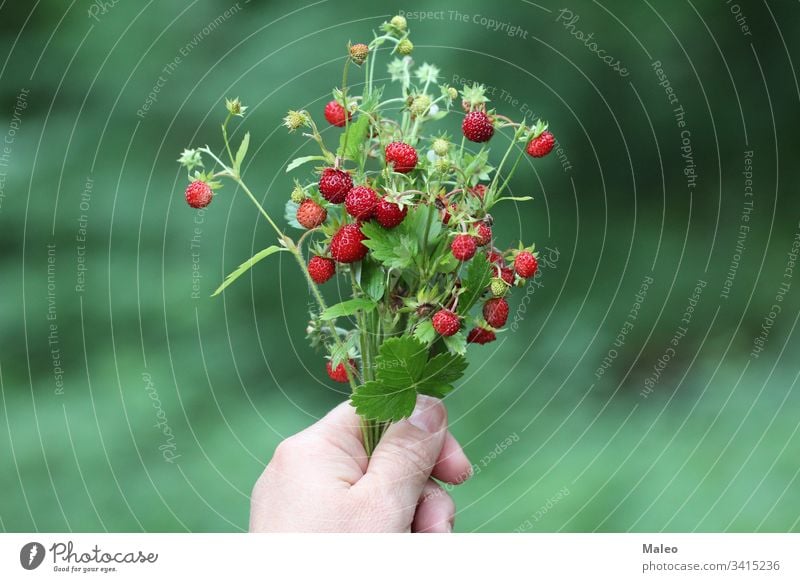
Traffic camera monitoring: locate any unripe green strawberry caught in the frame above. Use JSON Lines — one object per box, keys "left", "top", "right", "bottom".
{"left": 432, "top": 138, "right": 450, "bottom": 156}
{"left": 398, "top": 39, "right": 413, "bottom": 55}
{"left": 490, "top": 278, "right": 508, "bottom": 297}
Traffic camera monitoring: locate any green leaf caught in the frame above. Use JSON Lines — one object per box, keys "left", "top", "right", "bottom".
{"left": 361, "top": 260, "right": 386, "bottom": 302}
{"left": 442, "top": 332, "right": 467, "bottom": 356}
{"left": 320, "top": 298, "right": 377, "bottom": 321}
{"left": 286, "top": 155, "right": 327, "bottom": 173}
{"left": 375, "top": 336, "right": 428, "bottom": 388}
{"left": 413, "top": 319, "right": 436, "bottom": 345}
{"left": 495, "top": 196, "right": 534, "bottom": 203}
{"left": 212, "top": 246, "right": 286, "bottom": 296}
{"left": 360, "top": 221, "right": 417, "bottom": 269}
{"left": 351, "top": 380, "right": 416, "bottom": 422}
{"left": 417, "top": 351, "right": 467, "bottom": 397}
{"left": 234, "top": 132, "right": 250, "bottom": 173}
{"left": 337, "top": 115, "right": 370, "bottom": 160}
{"left": 457, "top": 254, "right": 492, "bottom": 315}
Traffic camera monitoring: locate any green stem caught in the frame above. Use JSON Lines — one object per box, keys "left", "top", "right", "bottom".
{"left": 340, "top": 58, "right": 352, "bottom": 161}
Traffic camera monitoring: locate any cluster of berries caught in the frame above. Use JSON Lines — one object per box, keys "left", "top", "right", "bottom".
{"left": 179, "top": 16, "right": 553, "bottom": 432}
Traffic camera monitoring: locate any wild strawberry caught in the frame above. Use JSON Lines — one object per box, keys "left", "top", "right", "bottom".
{"left": 486, "top": 250, "right": 505, "bottom": 265}
{"left": 475, "top": 223, "right": 492, "bottom": 246}
{"left": 490, "top": 278, "right": 508, "bottom": 297}
{"left": 470, "top": 183, "right": 487, "bottom": 199}
{"left": 462, "top": 110, "right": 494, "bottom": 143}
{"left": 185, "top": 180, "right": 213, "bottom": 209}
{"left": 324, "top": 101, "right": 350, "bottom": 127}
{"left": 330, "top": 223, "right": 368, "bottom": 263}
{"left": 467, "top": 327, "right": 496, "bottom": 344}
{"left": 375, "top": 198, "right": 407, "bottom": 228}
{"left": 326, "top": 359, "right": 356, "bottom": 383}
{"left": 308, "top": 256, "right": 335, "bottom": 284}
{"left": 483, "top": 297, "right": 509, "bottom": 328}
{"left": 527, "top": 130, "right": 555, "bottom": 158}
{"left": 514, "top": 251, "right": 538, "bottom": 278}
{"left": 385, "top": 142, "right": 418, "bottom": 173}
{"left": 345, "top": 185, "right": 378, "bottom": 220}
{"left": 451, "top": 234, "right": 477, "bottom": 261}
{"left": 432, "top": 309, "right": 460, "bottom": 337}
{"left": 318, "top": 168, "right": 353, "bottom": 203}
{"left": 296, "top": 198, "right": 327, "bottom": 229}
{"left": 500, "top": 267, "right": 515, "bottom": 286}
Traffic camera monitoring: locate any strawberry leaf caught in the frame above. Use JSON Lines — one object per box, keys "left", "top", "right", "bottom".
{"left": 360, "top": 222, "right": 418, "bottom": 268}
{"left": 350, "top": 381, "right": 416, "bottom": 422}
{"left": 286, "top": 155, "right": 327, "bottom": 173}
{"left": 417, "top": 351, "right": 467, "bottom": 397}
{"left": 337, "top": 115, "right": 370, "bottom": 160}
{"left": 212, "top": 246, "right": 286, "bottom": 297}
{"left": 442, "top": 332, "right": 467, "bottom": 356}
{"left": 361, "top": 259, "right": 386, "bottom": 301}
{"left": 457, "top": 254, "right": 492, "bottom": 316}
{"left": 374, "top": 336, "right": 428, "bottom": 388}
{"left": 413, "top": 319, "right": 436, "bottom": 345}
{"left": 321, "top": 298, "right": 377, "bottom": 321}
{"left": 233, "top": 132, "right": 250, "bottom": 174}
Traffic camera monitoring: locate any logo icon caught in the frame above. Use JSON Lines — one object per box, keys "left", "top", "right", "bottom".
{"left": 20, "top": 542, "right": 45, "bottom": 570}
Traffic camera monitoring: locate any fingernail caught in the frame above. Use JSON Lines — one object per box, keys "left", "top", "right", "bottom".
{"left": 408, "top": 395, "right": 445, "bottom": 433}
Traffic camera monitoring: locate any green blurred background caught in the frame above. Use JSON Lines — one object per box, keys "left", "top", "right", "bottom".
{"left": 1, "top": 0, "right": 799, "bottom": 532}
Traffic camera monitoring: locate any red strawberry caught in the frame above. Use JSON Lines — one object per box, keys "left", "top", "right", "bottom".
{"left": 439, "top": 198, "right": 457, "bottom": 224}
{"left": 500, "top": 267, "right": 515, "bottom": 286}
{"left": 308, "top": 256, "right": 335, "bottom": 284}
{"left": 527, "top": 130, "right": 555, "bottom": 158}
{"left": 385, "top": 142, "right": 418, "bottom": 173}
{"left": 324, "top": 101, "right": 350, "bottom": 127}
{"left": 475, "top": 223, "right": 492, "bottom": 246}
{"left": 296, "top": 198, "right": 327, "bottom": 229}
{"left": 375, "top": 198, "right": 407, "bottom": 228}
{"left": 330, "top": 223, "right": 368, "bottom": 263}
{"left": 462, "top": 110, "right": 494, "bottom": 143}
{"left": 345, "top": 185, "right": 378, "bottom": 220}
{"left": 318, "top": 168, "right": 353, "bottom": 203}
{"left": 483, "top": 297, "right": 509, "bottom": 328}
{"left": 467, "top": 327, "right": 496, "bottom": 344}
{"left": 326, "top": 359, "right": 356, "bottom": 383}
{"left": 451, "top": 234, "right": 477, "bottom": 261}
{"left": 185, "top": 180, "right": 212, "bottom": 209}
{"left": 432, "top": 309, "right": 460, "bottom": 337}
{"left": 470, "top": 184, "right": 487, "bottom": 199}
{"left": 486, "top": 250, "right": 505, "bottom": 265}
{"left": 514, "top": 251, "right": 538, "bottom": 278}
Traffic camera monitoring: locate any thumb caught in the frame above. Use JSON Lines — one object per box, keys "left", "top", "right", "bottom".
{"left": 362, "top": 396, "right": 448, "bottom": 512}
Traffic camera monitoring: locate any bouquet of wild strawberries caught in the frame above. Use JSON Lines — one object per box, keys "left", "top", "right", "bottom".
{"left": 178, "top": 15, "right": 554, "bottom": 455}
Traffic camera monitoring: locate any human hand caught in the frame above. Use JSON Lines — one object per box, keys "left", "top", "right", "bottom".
{"left": 249, "top": 395, "right": 472, "bottom": 532}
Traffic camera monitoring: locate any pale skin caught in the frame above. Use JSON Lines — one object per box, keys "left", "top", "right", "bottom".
{"left": 249, "top": 396, "right": 472, "bottom": 532}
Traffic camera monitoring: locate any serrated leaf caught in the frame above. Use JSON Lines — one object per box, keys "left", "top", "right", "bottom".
{"left": 362, "top": 259, "right": 386, "bottom": 301}
{"left": 320, "top": 298, "right": 377, "bottom": 320}
{"left": 286, "top": 155, "right": 327, "bottom": 173}
{"left": 337, "top": 115, "right": 370, "bottom": 160}
{"left": 234, "top": 132, "right": 250, "bottom": 173}
{"left": 457, "top": 254, "right": 492, "bottom": 315}
{"left": 417, "top": 351, "right": 467, "bottom": 397}
{"left": 442, "top": 332, "right": 467, "bottom": 356}
{"left": 375, "top": 336, "right": 428, "bottom": 388}
{"left": 212, "top": 246, "right": 286, "bottom": 296}
{"left": 360, "top": 221, "right": 417, "bottom": 269}
{"left": 351, "top": 380, "right": 416, "bottom": 422}
{"left": 413, "top": 319, "right": 436, "bottom": 344}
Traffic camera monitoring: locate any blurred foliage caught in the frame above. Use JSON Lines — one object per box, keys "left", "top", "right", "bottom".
{"left": 0, "top": 0, "right": 798, "bottom": 532}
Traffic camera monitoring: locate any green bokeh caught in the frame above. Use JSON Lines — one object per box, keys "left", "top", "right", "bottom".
{"left": 1, "top": 0, "right": 798, "bottom": 532}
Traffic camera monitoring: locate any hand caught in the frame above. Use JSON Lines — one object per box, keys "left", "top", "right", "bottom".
{"left": 249, "top": 395, "right": 472, "bottom": 532}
